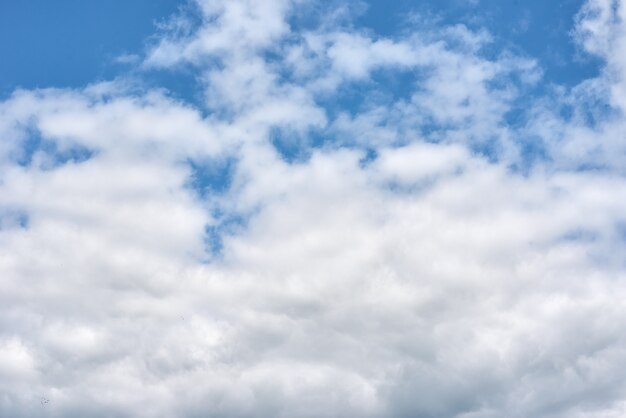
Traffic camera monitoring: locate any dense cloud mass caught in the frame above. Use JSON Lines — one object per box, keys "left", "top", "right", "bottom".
{"left": 2, "top": 0, "right": 626, "bottom": 417}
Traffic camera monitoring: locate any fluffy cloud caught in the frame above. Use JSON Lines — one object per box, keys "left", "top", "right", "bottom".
{"left": 2, "top": 0, "right": 626, "bottom": 417}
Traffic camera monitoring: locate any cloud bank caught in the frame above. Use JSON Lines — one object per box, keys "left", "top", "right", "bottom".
{"left": 2, "top": 0, "right": 626, "bottom": 417}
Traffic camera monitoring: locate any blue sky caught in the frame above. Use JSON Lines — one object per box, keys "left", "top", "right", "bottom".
{"left": 364, "top": 0, "right": 600, "bottom": 82}
{"left": 0, "top": 0, "right": 179, "bottom": 95}
{"left": 2, "top": 1, "right": 626, "bottom": 417}
{"left": 1, "top": 0, "right": 600, "bottom": 96}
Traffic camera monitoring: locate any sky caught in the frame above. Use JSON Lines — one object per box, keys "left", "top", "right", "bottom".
{"left": 2, "top": 0, "right": 626, "bottom": 417}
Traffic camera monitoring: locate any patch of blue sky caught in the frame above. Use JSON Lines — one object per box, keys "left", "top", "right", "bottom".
{"left": 269, "top": 127, "right": 310, "bottom": 164}
{"left": 317, "top": 69, "right": 422, "bottom": 119}
{"left": 574, "top": 96, "right": 618, "bottom": 128}
{"left": 469, "top": 135, "right": 503, "bottom": 164}
{"left": 359, "top": 0, "right": 603, "bottom": 87}
{"left": 15, "top": 129, "right": 95, "bottom": 169}
{"left": 359, "top": 148, "right": 379, "bottom": 168}
{"left": 0, "top": 209, "right": 29, "bottom": 230}
{"left": 2, "top": 1, "right": 602, "bottom": 104}
{"left": 186, "top": 156, "right": 236, "bottom": 199}
{"left": 188, "top": 156, "right": 250, "bottom": 257}
{"left": 509, "top": 135, "right": 551, "bottom": 175}
{"left": 140, "top": 68, "right": 209, "bottom": 114}
{"left": 0, "top": 0, "right": 181, "bottom": 97}
{"left": 269, "top": 125, "right": 348, "bottom": 165}
{"left": 203, "top": 211, "right": 248, "bottom": 258}
{"left": 271, "top": 125, "right": 382, "bottom": 165}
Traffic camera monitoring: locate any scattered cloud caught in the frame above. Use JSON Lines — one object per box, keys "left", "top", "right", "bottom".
{"left": 2, "top": 0, "right": 626, "bottom": 417}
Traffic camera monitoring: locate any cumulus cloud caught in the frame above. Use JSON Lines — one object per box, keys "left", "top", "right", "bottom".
{"left": 2, "top": 0, "right": 626, "bottom": 417}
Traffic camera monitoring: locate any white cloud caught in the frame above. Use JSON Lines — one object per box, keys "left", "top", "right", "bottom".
{"left": 2, "top": 0, "right": 626, "bottom": 417}
{"left": 145, "top": 0, "right": 294, "bottom": 67}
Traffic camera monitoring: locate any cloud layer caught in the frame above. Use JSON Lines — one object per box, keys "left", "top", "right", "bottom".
{"left": 2, "top": 1, "right": 626, "bottom": 417}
